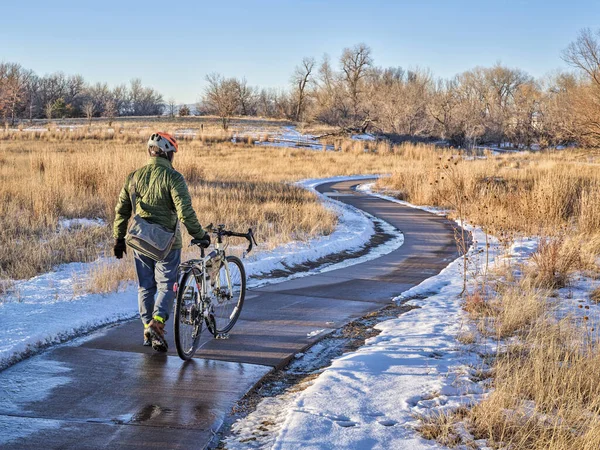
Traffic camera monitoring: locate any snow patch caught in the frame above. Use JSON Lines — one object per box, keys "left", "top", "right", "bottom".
{"left": 58, "top": 217, "right": 105, "bottom": 230}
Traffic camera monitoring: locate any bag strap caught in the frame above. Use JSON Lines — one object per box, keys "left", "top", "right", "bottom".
{"left": 129, "top": 172, "right": 138, "bottom": 216}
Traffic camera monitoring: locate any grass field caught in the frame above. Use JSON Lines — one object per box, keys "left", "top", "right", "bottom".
{"left": 2, "top": 119, "right": 600, "bottom": 447}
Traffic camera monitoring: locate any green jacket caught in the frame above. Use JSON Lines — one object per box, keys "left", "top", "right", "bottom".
{"left": 113, "top": 157, "right": 206, "bottom": 249}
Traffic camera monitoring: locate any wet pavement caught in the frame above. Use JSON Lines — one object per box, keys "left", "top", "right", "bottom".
{"left": 0, "top": 179, "right": 458, "bottom": 449}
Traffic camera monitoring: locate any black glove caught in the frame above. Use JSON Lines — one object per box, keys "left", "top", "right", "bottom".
{"left": 114, "top": 238, "right": 127, "bottom": 259}
{"left": 200, "top": 233, "right": 211, "bottom": 248}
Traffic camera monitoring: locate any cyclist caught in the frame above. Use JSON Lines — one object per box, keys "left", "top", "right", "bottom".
{"left": 113, "top": 132, "right": 209, "bottom": 352}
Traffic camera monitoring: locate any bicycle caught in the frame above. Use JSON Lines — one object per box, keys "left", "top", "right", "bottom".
{"left": 173, "top": 224, "right": 257, "bottom": 360}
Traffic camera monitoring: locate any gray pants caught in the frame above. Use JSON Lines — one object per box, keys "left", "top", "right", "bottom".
{"left": 134, "top": 248, "right": 181, "bottom": 325}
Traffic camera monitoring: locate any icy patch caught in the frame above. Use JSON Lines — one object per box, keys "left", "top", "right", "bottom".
{"left": 0, "top": 416, "right": 61, "bottom": 446}
{"left": 255, "top": 126, "right": 330, "bottom": 150}
{"left": 0, "top": 359, "right": 71, "bottom": 413}
{"left": 307, "top": 329, "right": 326, "bottom": 338}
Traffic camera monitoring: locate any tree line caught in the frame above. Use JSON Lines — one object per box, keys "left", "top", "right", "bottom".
{"left": 2, "top": 27, "right": 600, "bottom": 147}
{"left": 199, "top": 28, "right": 600, "bottom": 148}
{"left": 0, "top": 67, "right": 164, "bottom": 125}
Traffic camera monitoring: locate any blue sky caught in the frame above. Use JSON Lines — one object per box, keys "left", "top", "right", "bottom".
{"left": 2, "top": 0, "right": 598, "bottom": 103}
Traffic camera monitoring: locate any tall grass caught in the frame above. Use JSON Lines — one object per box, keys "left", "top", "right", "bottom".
{"left": 378, "top": 151, "right": 600, "bottom": 236}
{"left": 0, "top": 137, "right": 419, "bottom": 283}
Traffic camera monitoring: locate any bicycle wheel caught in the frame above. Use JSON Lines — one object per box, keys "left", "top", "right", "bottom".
{"left": 212, "top": 255, "right": 246, "bottom": 334}
{"left": 174, "top": 268, "right": 203, "bottom": 360}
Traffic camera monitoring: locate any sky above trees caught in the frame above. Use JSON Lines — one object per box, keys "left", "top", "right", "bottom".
{"left": 2, "top": 0, "right": 600, "bottom": 103}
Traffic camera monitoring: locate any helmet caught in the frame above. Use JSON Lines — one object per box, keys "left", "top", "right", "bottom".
{"left": 148, "top": 132, "right": 178, "bottom": 153}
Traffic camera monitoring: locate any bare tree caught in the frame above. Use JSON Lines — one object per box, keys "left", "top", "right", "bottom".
{"left": 340, "top": 43, "right": 373, "bottom": 127}
{"left": 128, "top": 78, "right": 164, "bottom": 116}
{"left": 562, "top": 28, "right": 600, "bottom": 146}
{"left": 103, "top": 99, "right": 117, "bottom": 127}
{"left": 203, "top": 73, "right": 239, "bottom": 130}
{"left": 0, "top": 63, "right": 30, "bottom": 126}
{"left": 167, "top": 98, "right": 177, "bottom": 117}
{"left": 179, "top": 105, "right": 190, "bottom": 116}
{"left": 563, "top": 28, "right": 600, "bottom": 87}
{"left": 234, "top": 78, "right": 256, "bottom": 116}
{"left": 292, "top": 57, "right": 315, "bottom": 122}
{"left": 83, "top": 101, "right": 95, "bottom": 126}
{"left": 44, "top": 101, "right": 55, "bottom": 122}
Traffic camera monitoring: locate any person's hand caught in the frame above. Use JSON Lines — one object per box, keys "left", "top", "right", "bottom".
{"left": 114, "top": 238, "right": 127, "bottom": 259}
{"left": 200, "top": 232, "right": 211, "bottom": 248}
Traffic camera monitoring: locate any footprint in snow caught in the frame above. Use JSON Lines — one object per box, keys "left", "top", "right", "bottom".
{"left": 427, "top": 351, "right": 445, "bottom": 359}
{"left": 335, "top": 420, "right": 358, "bottom": 428}
{"left": 378, "top": 419, "right": 398, "bottom": 427}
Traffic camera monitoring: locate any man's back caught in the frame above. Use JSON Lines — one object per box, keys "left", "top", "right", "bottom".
{"left": 113, "top": 156, "right": 204, "bottom": 250}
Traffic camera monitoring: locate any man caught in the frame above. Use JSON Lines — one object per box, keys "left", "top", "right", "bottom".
{"left": 113, "top": 132, "right": 209, "bottom": 352}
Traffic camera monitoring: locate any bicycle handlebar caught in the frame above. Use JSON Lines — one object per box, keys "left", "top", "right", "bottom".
{"left": 193, "top": 224, "right": 258, "bottom": 255}
{"left": 220, "top": 228, "right": 257, "bottom": 254}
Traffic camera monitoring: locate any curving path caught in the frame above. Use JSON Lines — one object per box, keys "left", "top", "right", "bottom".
{"left": 0, "top": 179, "right": 458, "bottom": 449}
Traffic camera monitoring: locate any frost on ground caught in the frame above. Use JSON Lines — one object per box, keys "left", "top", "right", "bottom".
{"left": 0, "top": 176, "right": 402, "bottom": 370}
{"left": 224, "top": 186, "right": 496, "bottom": 450}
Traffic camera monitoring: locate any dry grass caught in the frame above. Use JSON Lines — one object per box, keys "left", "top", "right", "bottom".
{"left": 416, "top": 408, "right": 469, "bottom": 448}
{"left": 468, "top": 317, "right": 600, "bottom": 450}
{"left": 527, "top": 237, "right": 582, "bottom": 289}
{"left": 425, "top": 282, "right": 600, "bottom": 449}
{"left": 0, "top": 129, "right": 420, "bottom": 287}
{"left": 471, "top": 284, "right": 549, "bottom": 339}
{"left": 377, "top": 150, "right": 600, "bottom": 237}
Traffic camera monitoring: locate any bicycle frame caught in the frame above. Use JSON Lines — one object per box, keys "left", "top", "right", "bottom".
{"left": 178, "top": 238, "right": 234, "bottom": 328}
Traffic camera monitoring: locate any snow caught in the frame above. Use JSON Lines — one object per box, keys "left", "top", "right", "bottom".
{"left": 255, "top": 126, "right": 332, "bottom": 151}
{"left": 58, "top": 217, "right": 105, "bottom": 230}
{"left": 0, "top": 262, "right": 139, "bottom": 370}
{"left": 351, "top": 133, "right": 375, "bottom": 141}
{"left": 254, "top": 232, "right": 490, "bottom": 450}
{"left": 225, "top": 184, "right": 504, "bottom": 450}
{"left": 0, "top": 176, "right": 403, "bottom": 370}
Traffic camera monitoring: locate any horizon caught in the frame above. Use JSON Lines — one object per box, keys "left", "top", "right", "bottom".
{"left": 3, "top": 0, "right": 599, "bottom": 103}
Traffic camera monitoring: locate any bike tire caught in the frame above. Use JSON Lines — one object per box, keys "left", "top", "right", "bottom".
{"left": 174, "top": 268, "right": 203, "bottom": 360}
{"left": 213, "top": 255, "right": 246, "bottom": 334}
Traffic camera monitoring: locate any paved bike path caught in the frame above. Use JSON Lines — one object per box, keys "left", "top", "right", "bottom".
{"left": 0, "top": 179, "right": 458, "bottom": 449}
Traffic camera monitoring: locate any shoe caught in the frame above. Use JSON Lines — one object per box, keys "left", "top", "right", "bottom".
{"left": 143, "top": 325, "right": 151, "bottom": 346}
{"left": 144, "top": 317, "right": 168, "bottom": 352}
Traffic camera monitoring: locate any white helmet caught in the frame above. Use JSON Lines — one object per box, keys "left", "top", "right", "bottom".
{"left": 148, "top": 132, "right": 178, "bottom": 154}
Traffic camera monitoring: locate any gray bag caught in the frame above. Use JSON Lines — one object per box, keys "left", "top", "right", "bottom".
{"left": 125, "top": 173, "right": 179, "bottom": 261}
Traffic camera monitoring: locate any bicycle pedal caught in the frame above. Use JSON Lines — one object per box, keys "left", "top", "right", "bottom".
{"left": 215, "top": 332, "right": 229, "bottom": 339}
